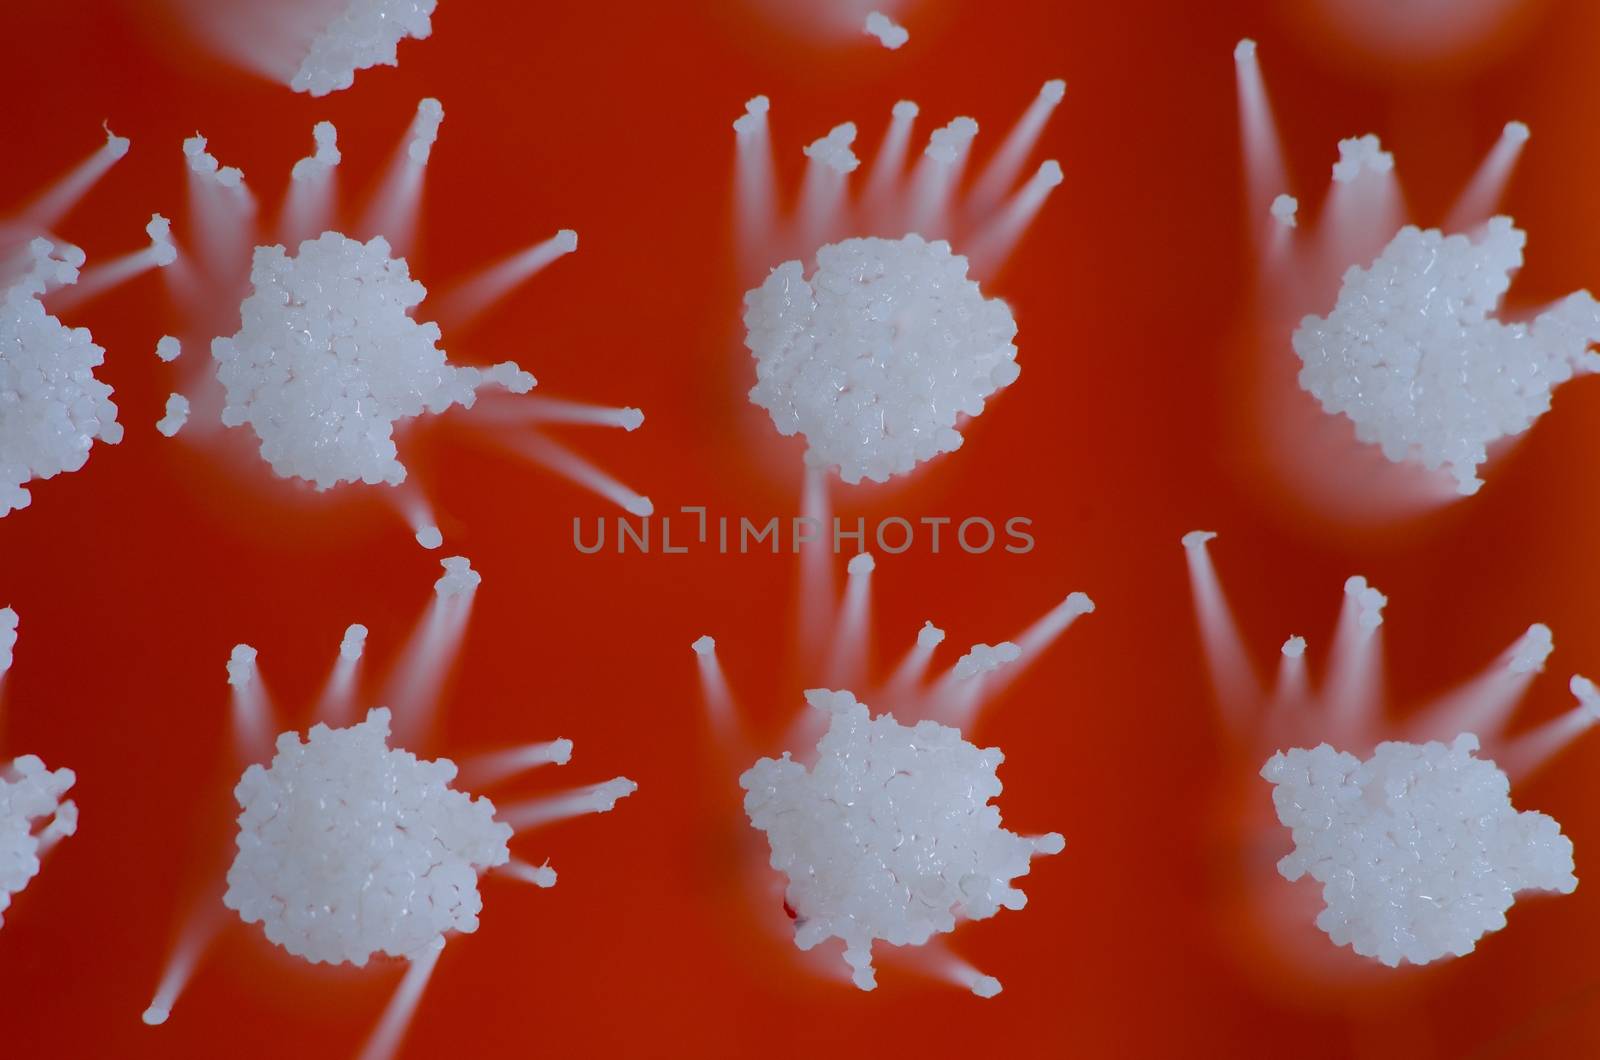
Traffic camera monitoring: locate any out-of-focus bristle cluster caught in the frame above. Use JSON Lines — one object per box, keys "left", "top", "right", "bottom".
{"left": 1293, "top": 217, "right": 1600, "bottom": 495}
{"left": 1509, "top": 623, "right": 1553, "bottom": 674}
{"left": 0, "top": 606, "right": 16, "bottom": 676}
{"left": 223, "top": 707, "right": 511, "bottom": 965}
{"left": 740, "top": 689, "right": 1060, "bottom": 991}
{"left": 745, "top": 235, "right": 1019, "bottom": 485}
{"left": 863, "top": 11, "right": 909, "bottom": 50}
{"left": 212, "top": 232, "right": 533, "bottom": 490}
{"left": 1262, "top": 734, "right": 1576, "bottom": 967}
{"left": 0, "top": 239, "right": 122, "bottom": 517}
{"left": 291, "top": 0, "right": 438, "bottom": 97}
{"left": 1, "top": 754, "right": 78, "bottom": 930}
{"left": 925, "top": 117, "right": 979, "bottom": 163}
{"left": 953, "top": 641, "right": 1021, "bottom": 679}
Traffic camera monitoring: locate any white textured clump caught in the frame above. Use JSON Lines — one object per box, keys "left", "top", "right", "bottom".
{"left": 925, "top": 117, "right": 979, "bottom": 163}
{"left": 415, "top": 525, "right": 443, "bottom": 550}
{"left": 1509, "top": 623, "right": 1553, "bottom": 675}
{"left": 1504, "top": 121, "right": 1531, "bottom": 145}
{"left": 1181, "top": 529, "right": 1217, "bottom": 549}
{"left": 1571, "top": 674, "right": 1600, "bottom": 720}
{"left": 290, "top": 121, "right": 341, "bottom": 181}
{"left": 953, "top": 642, "right": 1021, "bottom": 679}
{"left": 1234, "top": 38, "right": 1257, "bottom": 61}
{"left": 213, "top": 231, "right": 534, "bottom": 489}
{"left": 1293, "top": 217, "right": 1600, "bottom": 495}
{"left": 0, "top": 607, "right": 15, "bottom": 676}
{"left": 227, "top": 644, "right": 257, "bottom": 687}
{"left": 145, "top": 215, "right": 177, "bottom": 267}
{"left": 291, "top": 0, "right": 437, "bottom": 97}
{"left": 1262, "top": 735, "right": 1576, "bottom": 967}
{"left": 434, "top": 555, "right": 479, "bottom": 598}
{"left": 223, "top": 707, "right": 510, "bottom": 965}
{"left": 745, "top": 234, "right": 1019, "bottom": 484}
{"left": 804, "top": 122, "right": 859, "bottom": 174}
{"left": 183, "top": 135, "right": 244, "bottom": 189}
{"left": 691, "top": 634, "right": 715, "bottom": 657}
{"left": 1344, "top": 576, "right": 1387, "bottom": 631}
{"left": 154, "top": 335, "right": 181, "bottom": 363}
{"left": 1282, "top": 635, "right": 1307, "bottom": 658}
{"left": 893, "top": 99, "right": 919, "bottom": 120}
{"left": 0, "top": 755, "right": 77, "bottom": 929}
{"left": 1331, "top": 134, "right": 1394, "bottom": 184}
{"left": 0, "top": 239, "right": 123, "bottom": 517}
{"left": 103, "top": 123, "right": 130, "bottom": 159}
{"left": 407, "top": 99, "right": 444, "bottom": 164}
{"left": 864, "top": 11, "right": 909, "bottom": 49}
{"left": 741, "top": 689, "right": 1060, "bottom": 991}
{"left": 846, "top": 552, "right": 875, "bottom": 576}
{"left": 155, "top": 394, "right": 190, "bottom": 437}
{"left": 339, "top": 623, "right": 367, "bottom": 660}
{"left": 917, "top": 620, "right": 945, "bottom": 649}
{"left": 733, "top": 95, "right": 769, "bottom": 136}
{"left": 1271, "top": 194, "right": 1298, "bottom": 228}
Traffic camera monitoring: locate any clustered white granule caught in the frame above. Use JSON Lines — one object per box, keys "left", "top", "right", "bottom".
{"left": 0, "top": 239, "right": 123, "bottom": 517}
{"left": 223, "top": 707, "right": 510, "bottom": 966}
{"left": 1509, "top": 623, "right": 1553, "bottom": 674}
{"left": 154, "top": 336, "right": 181, "bottom": 363}
{"left": 1282, "top": 635, "right": 1306, "bottom": 658}
{"left": 434, "top": 555, "right": 480, "bottom": 597}
{"left": 925, "top": 117, "right": 979, "bottom": 163}
{"left": 407, "top": 99, "right": 444, "bottom": 164}
{"left": 864, "top": 11, "right": 909, "bottom": 49}
{"left": 1344, "top": 576, "right": 1387, "bottom": 631}
{"left": 733, "top": 95, "right": 769, "bottom": 136}
{"left": 155, "top": 394, "right": 189, "bottom": 437}
{"left": 1, "top": 755, "right": 77, "bottom": 930}
{"left": 415, "top": 525, "right": 443, "bottom": 550}
{"left": 953, "top": 641, "right": 1021, "bottom": 679}
{"left": 804, "top": 123, "right": 859, "bottom": 174}
{"left": 340, "top": 623, "right": 367, "bottom": 660}
{"left": 291, "top": 0, "right": 438, "bottom": 97}
{"left": 1293, "top": 217, "right": 1600, "bottom": 495}
{"left": 145, "top": 215, "right": 177, "bottom": 267}
{"left": 212, "top": 231, "right": 534, "bottom": 490}
{"left": 1332, "top": 134, "right": 1393, "bottom": 184}
{"left": 183, "top": 135, "right": 244, "bottom": 189}
{"left": 290, "top": 121, "right": 341, "bottom": 182}
{"left": 745, "top": 234, "right": 1020, "bottom": 484}
{"left": 740, "top": 689, "right": 1061, "bottom": 992}
{"left": 1262, "top": 735, "right": 1576, "bottom": 967}
{"left": 846, "top": 552, "right": 875, "bottom": 575}
{"left": 0, "top": 607, "right": 15, "bottom": 676}
{"left": 917, "top": 620, "right": 945, "bottom": 649}
{"left": 1271, "top": 194, "right": 1298, "bottom": 228}
{"left": 690, "top": 634, "right": 715, "bottom": 657}
{"left": 227, "top": 644, "right": 257, "bottom": 687}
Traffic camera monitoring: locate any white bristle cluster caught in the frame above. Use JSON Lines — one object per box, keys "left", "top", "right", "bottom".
{"left": 1504, "top": 121, "right": 1531, "bottom": 145}
{"left": 339, "top": 623, "right": 367, "bottom": 660}
{"left": 0, "top": 755, "right": 77, "bottom": 930}
{"left": 925, "top": 117, "right": 979, "bottom": 163}
{"left": 1262, "top": 735, "right": 1576, "bottom": 967}
{"left": 1293, "top": 217, "right": 1600, "bottom": 495}
{"left": 691, "top": 634, "right": 715, "bottom": 657}
{"left": 154, "top": 335, "right": 181, "bottom": 363}
{"left": 1281, "top": 635, "right": 1306, "bottom": 659}
{"left": 227, "top": 644, "right": 257, "bottom": 687}
{"left": 145, "top": 215, "right": 177, "bottom": 266}
{"left": 155, "top": 394, "right": 189, "bottom": 438}
{"left": 917, "top": 621, "right": 945, "bottom": 649}
{"left": 1344, "top": 576, "right": 1387, "bottom": 631}
{"left": 804, "top": 123, "right": 859, "bottom": 174}
{"left": 291, "top": 0, "right": 437, "bottom": 97}
{"left": 213, "top": 232, "right": 533, "bottom": 490}
{"left": 434, "top": 556, "right": 480, "bottom": 598}
{"left": 182, "top": 135, "right": 244, "bottom": 189}
{"left": 893, "top": 99, "right": 919, "bottom": 120}
{"left": 1040, "top": 79, "right": 1066, "bottom": 104}
{"left": 1331, "top": 134, "right": 1393, "bottom": 184}
{"left": 290, "top": 121, "right": 341, "bottom": 182}
{"left": 733, "top": 95, "right": 769, "bottom": 136}
{"left": 1509, "top": 623, "right": 1553, "bottom": 675}
{"left": 1181, "top": 529, "right": 1216, "bottom": 549}
{"left": 415, "top": 525, "right": 443, "bottom": 550}
{"left": 740, "top": 689, "right": 1060, "bottom": 991}
{"left": 1271, "top": 194, "right": 1298, "bottom": 229}
{"left": 223, "top": 707, "right": 510, "bottom": 965}
{"left": 846, "top": 552, "right": 875, "bottom": 575}
{"left": 0, "top": 607, "right": 15, "bottom": 676}
{"left": 1571, "top": 675, "right": 1600, "bottom": 721}
{"left": 953, "top": 642, "right": 1021, "bottom": 679}
{"left": 1234, "top": 38, "right": 1257, "bottom": 61}
{"left": 864, "top": 11, "right": 909, "bottom": 49}
{"left": 745, "top": 235, "right": 1019, "bottom": 485}
{"left": 408, "top": 99, "right": 444, "bottom": 164}
{"left": 0, "top": 239, "right": 122, "bottom": 518}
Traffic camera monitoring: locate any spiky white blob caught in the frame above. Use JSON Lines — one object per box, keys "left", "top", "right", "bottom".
{"left": 953, "top": 642, "right": 1020, "bottom": 679}
{"left": 745, "top": 235, "right": 1019, "bottom": 485}
{"left": 1262, "top": 735, "right": 1576, "bottom": 967}
{"left": 804, "top": 123, "right": 859, "bottom": 174}
{"left": 1509, "top": 623, "right": 1553, "bottom": 675}
{"left": 291, "top": 0, "right": 437, "bottom": 97}
{"left": 223, "top": 708, "right": 510, "bottom": 965}
{"left": 1332, "top": 134, "right": 1393, "bottom": 184}
{"left": 0, "top": 755, "right": 77, "bottom": 930}
{"left": 741, "top": 689, "right": 1060, "bottom": 991}
{"left": 434, "top": 555, "right": 479, "bottom": 598}
{"left": 864, "top": 11, "right": 909, "bottom": 49}
{"left": 155, "top": 394, "right": 189, "bottom": 438}
{"left": 290, "top": 121, "right": 341, "bottom": 182}
{"left": 1271, "top": 194, "right": 1298, "bottom": 229}
{"left": 1293, "top": 217, "right": 1600, "bottom": 495}
{"left": 212, "top": 232, "right": 533, "bottom": 490}
{"left": 0, "top": 239, "right": 122, "bottom": 517}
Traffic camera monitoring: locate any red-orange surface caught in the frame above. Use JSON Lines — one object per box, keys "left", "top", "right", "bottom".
{"left": 4, "top": 1, "right": 1600, "bottom": 1057}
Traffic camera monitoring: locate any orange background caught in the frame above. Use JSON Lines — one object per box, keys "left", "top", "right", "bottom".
{"left": 5, "top": 0, "right": 1600, "bottom": 1056}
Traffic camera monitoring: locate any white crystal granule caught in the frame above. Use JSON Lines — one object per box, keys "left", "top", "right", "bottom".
{"left": 291, "top": 0, "right": 438, "bottom": 97}
{"left": 740, "top": 689, "right": 1060, "bottom": 991}
{"left": 1332, "top": 134, "right": 1393, "bottom": 184}
{"left": 1262, "top": 735, "right": 1575, "bottom": 967}
{"left": 1292, "top": 217, "right": 1600, "bottom": 495}
{"left": 434, "top": 555, "right": 480, "bottom": 598}
{"left": 415, "top": 524, "right": 443, "bottom": 549}
{"left": 744, "top": 234, "right": 1020, "bottom": 485}
{"left": 0, "top": 755, "right": 77, "bottom": 929}
{"left": 0, "top": 607, "right": 15, "bottom": 675}
{"left": 1344, "top": 576, "right": 1387, "bottom": 630}
{"left": 804, "top": 123, "right": 859, "bottom": 174}
{"left": 340, "top": 623, "right": 368, "bottom": 660}
{"left": 154, "top": 336, "right": 181, "bottom": 362}
{"left": 155, "top": 394, "right": 190, "bottom": 437}
{"left": 864, "top": 11, "right": 909, "bottom": 49}
{"left": 0, "top": 239, "right": 123, "bottom": 517}
{"left": 1509, "top": 623, "right": 1553, "bottom": 675}
{"left": 212, "top": 232, "right": 533, "bottom": 490}
{"left": 227, "top": 644, "right": 257, "bottom": 687}
{"left": 953, "top": 641, "right": 1020, "bottom": 679}
{"left": 1271, "top": 194, "right": 1298, "bottom": 229}
{"left": 223, "top": 707, "right": 511, "bottom": 966}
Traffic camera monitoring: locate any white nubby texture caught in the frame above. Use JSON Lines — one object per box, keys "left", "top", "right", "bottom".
{"left": 213, "top": 232, "right": 533, "bottom": 490}
{"left": 1262, "top": 735, "right": 1576, "bottom": 967}
{"left": 1293, "top": 217, "right": 1600, "bottom": 495}
{"left": 0, "top": 239, "right": 122, "bottom": 517}
{"left": 292, "top": 0, "right": 437, "bottom": 97}
{"left": 745, "top": 235, "right": 1019, "bottom": 484}
{"left": 741, "top": 689, "right": 1060, "bottom": 991}
{"left": 224, "top": 708, "right": 511, "bottom": 966}
{"left": 1, "top": 755, "right": 77, "bottom": 930}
